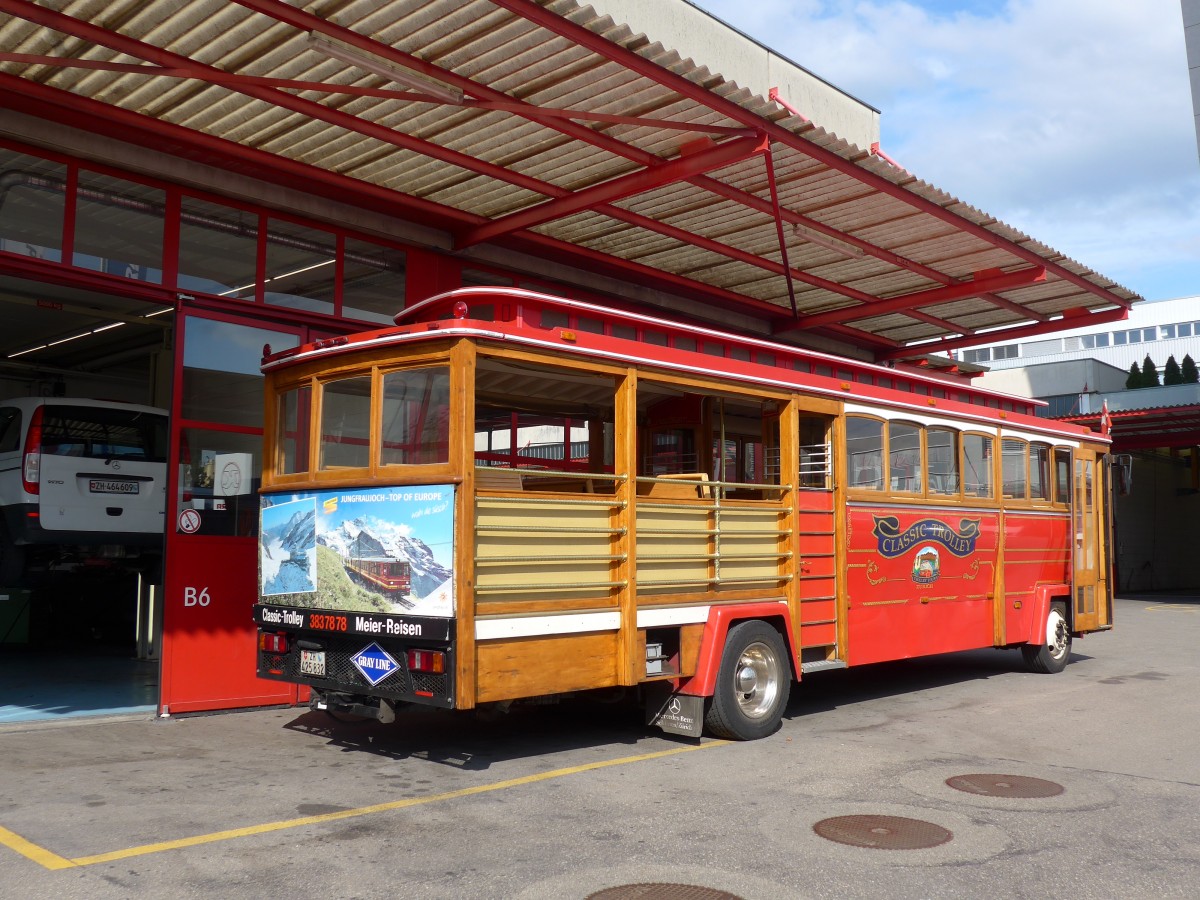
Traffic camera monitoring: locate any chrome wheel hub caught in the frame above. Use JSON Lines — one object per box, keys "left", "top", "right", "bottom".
{"left": 733, "top": 641, "right": 781, "bottom": 720}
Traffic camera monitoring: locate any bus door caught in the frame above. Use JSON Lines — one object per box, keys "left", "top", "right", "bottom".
{"left": 794, "top": 406, "right": 840, "bottom": 667}
{"left": 1071, "top": 448, "right": 1109, "bottom": 632}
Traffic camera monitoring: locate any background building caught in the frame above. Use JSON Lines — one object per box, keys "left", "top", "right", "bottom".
{"left": 961, "top": 296, "right": 1200, "bottom": 592}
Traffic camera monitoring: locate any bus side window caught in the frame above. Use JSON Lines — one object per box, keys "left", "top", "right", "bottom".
{"left": 927, "top": 427, "right": 960, "bottom": 495}
{"left": 1001, "top": 438, "right": 1028, "bottom": 500}
{"left": 277, "top": 383, "right": 312, "bottom": 475}
{"left": 963, "top": 433, "right": 994, "bottom": 499}
{"left": 1053, "top": 448, "right": 1071, "bottom": 504}
{"left": 846, "top": 415, "right": 883, "bottom": 490}
{"left": 888, "top": 420, "right": 922, "bottom": 492}
{"left": 798, "top": 415, "right": 830, "bottom": 489}
{"left": 1029, "top": 442, "right": 1052, "bottom": 501}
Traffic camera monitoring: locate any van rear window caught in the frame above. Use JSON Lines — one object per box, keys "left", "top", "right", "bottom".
{"left": 0, "top": 408, "right": 20, "bottom": 452}
{"left": 41, "top": 406, "right": 168, "bottom": 462}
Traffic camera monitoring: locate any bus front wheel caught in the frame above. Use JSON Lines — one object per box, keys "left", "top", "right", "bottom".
{"left": 704, "top": 620, "right": 791, "bottom": 740}
{"left": 1022, "top": 600, "right": 1072, "bottom": 674}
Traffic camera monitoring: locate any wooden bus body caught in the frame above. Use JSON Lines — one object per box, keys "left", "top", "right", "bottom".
{"left": 253, "top": 288, "right": 1112, "bottom": 739}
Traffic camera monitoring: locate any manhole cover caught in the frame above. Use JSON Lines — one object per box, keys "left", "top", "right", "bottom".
{"left": 587, "top": 885, "right": 743, "bottom": 900}
{"left": 946, "top": 774, "right": 1064, "bottom": 798}
{"left": 813, "top": 814, "right": 953, "bottom": 850}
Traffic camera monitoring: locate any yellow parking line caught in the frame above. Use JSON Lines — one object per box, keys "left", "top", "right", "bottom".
{"left": 2, "top": 739, "right": 728, "bottom": 870}
{"left": 0, "top": 825, "right": 78, "bottom": 870}
{"left": 1146, "top": 604, "right": 1200, "bottom": 612}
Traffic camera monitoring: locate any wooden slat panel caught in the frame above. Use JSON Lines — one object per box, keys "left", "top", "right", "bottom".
{"left": 475, "top": 632, "right": 619, "bottom": 702}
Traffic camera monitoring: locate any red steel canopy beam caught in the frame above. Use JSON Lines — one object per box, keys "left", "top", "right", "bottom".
{"left": 456, "top": 133, "right": 769, "bottom": 250}
{"left": 0, "top": 1, "right": 897, "bottom": 314}
{"left": 780, "top": 267, "right": 1047, "bottom": 332}
{"left": 0, "top": 75, "right": 801, "bottom": 328}
{"left": 3, "top": 0, "right": 1115, "bottom": 353}
{"left": 0, "top": 0, "right": 561, "bottom": 199}
{"left": 876, "top": 306, "right": 1130, "bottom": 362}
{"left": 491, "top": 0, "right": 1134, "bottom": 313}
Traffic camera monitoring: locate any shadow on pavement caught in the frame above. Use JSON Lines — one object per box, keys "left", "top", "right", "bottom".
{"left": 282, "top": 691, "right": 653, "bottom": 769}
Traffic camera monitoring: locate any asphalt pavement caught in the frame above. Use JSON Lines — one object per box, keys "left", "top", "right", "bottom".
{"left": 1, "top": 593, "right": 1198, "bottom": 899}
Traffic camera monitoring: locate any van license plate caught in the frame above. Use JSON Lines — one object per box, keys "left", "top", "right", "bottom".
{"left": 300, "top": 650, "right": 326, "bottom": 676}
{"left": 90, "top": 480, "right": 139, "bottom": 494}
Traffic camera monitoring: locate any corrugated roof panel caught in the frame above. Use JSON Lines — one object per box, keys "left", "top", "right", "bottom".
{"left": 0, "top": 0, "right": 1140, "bottom": 360}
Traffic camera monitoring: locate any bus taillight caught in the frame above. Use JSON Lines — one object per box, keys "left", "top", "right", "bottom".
{"left": 407, "top": 649, "right": 445, "bottom": 674}
{"left": 259, "top": 632, "right": 289, "bottom": 654}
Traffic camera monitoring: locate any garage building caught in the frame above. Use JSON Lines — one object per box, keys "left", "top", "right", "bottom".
{"left": 0, "top": 0, "right": 1139, "bottom": 720}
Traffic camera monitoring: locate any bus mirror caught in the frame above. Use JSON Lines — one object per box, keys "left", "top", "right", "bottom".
{"left": 1112, "top": 454, "right": 1132, "bottom": 496}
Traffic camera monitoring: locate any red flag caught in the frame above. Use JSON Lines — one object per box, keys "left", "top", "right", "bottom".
{"left": 1100, "top": 399, "right": 1111, "bottom": 437}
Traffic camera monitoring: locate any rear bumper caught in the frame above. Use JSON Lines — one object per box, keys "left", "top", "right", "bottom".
{"left": 254, "top": 604, "right": 456, "bottom": 709}
{"left": 2, "top": 503, "right": 163, "bottom": 551}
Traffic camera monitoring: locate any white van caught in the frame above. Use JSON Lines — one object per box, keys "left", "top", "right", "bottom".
{"left": 0, "top": 398, "right": 169, "bottom": 583}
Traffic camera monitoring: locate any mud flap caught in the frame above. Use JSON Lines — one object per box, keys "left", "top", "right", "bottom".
{"left": 645, "top": 682, "right": 704, "bottom": 737}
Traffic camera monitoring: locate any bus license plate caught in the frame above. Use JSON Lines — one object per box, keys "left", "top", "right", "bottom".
{"left": 300, "top": 650, "right": 325, "bottom": 676}
{"left": 90, "top": 479, "right": 139, "bottom": 494}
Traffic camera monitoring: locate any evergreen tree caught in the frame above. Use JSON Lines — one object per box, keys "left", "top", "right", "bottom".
{"left": 1164, "top": 355, "right": 1183, "bottom": 385}
{"left": 1126, "top": 361, "right": 1142, "bottom": 389}
{"left": 1141, "top": 355, "right": 1160, "bottom": 387}
{"left": 1182, "top": 354, "right": 1199, "bottom": 384}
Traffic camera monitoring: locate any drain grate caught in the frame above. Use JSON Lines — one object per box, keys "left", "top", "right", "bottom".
{"left": 813, "top": 814, "right": 953, "bottom": 850}
{"left": 946, "top": 774, "right": 1064, "bottom": 798}
{"left": 587, "top": 885, "right": 744, "bottom": 900}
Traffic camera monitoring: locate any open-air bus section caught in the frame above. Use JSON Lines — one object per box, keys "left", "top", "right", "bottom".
{"left": 254, "top": 287, "right": 1112, "bottom": 740}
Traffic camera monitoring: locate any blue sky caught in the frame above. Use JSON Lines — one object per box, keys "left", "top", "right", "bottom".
{"left": 690, "top": 0, "right": 1200, "bottom": 303}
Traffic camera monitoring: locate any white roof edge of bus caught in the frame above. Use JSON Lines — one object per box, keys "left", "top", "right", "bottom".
{"left": 399, "top": 287, "right": 1050, "bottom": 408}
{"left": 273, "top": 319, "right": 1106, "bottom": 446}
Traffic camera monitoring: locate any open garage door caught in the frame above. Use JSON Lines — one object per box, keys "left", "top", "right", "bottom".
{"left": 0, "top": 273, "right": 172, "bottom": 724}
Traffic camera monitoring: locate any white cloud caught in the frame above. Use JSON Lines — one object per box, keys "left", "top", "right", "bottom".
{"left": 689, "top": 0, "right": 1200, "bottom": 300}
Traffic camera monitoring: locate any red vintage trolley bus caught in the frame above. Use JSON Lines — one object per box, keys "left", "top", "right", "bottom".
{"left": 254, "top": 287, "right": 1112, "bottom": 739}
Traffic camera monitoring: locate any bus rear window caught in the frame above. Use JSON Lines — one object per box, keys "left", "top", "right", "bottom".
{"left": 380, "top": 367, "right": 451, "bottom": 466}
{"left": 319, "top": 376, "right": 371, "bottom": 469}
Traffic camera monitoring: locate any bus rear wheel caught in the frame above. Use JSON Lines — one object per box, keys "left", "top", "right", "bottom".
{"left": 1022, "top": 600, "right": 1072, "bottom": 674}
{"left": 704, "top": 620, "right": 791, "bottom": 740}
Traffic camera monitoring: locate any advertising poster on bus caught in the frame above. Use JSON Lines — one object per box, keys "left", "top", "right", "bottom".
{"left": 259, "top": 485, "right": 454, "bottom": 618}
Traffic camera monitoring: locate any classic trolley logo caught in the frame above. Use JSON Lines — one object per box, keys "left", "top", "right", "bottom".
{"left": 872, "top": 516, "right": 981, "bottom": 559}
{"left": 350, "top": 642, "right": 400, "bottom": 686}
{"left": 911, "top": 546, "right": 941, "bottom": 584}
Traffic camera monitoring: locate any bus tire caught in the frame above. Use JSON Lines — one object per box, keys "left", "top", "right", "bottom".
{"left": 704, "top": 620, "right": 791, "bottom": 740}
{"left": 1022, "top": 600, "right": 1071, "bottom": 674}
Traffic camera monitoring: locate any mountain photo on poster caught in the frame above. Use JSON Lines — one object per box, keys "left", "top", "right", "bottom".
{"left": 259, "top": 487, "right": 454, "bottom": 618}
